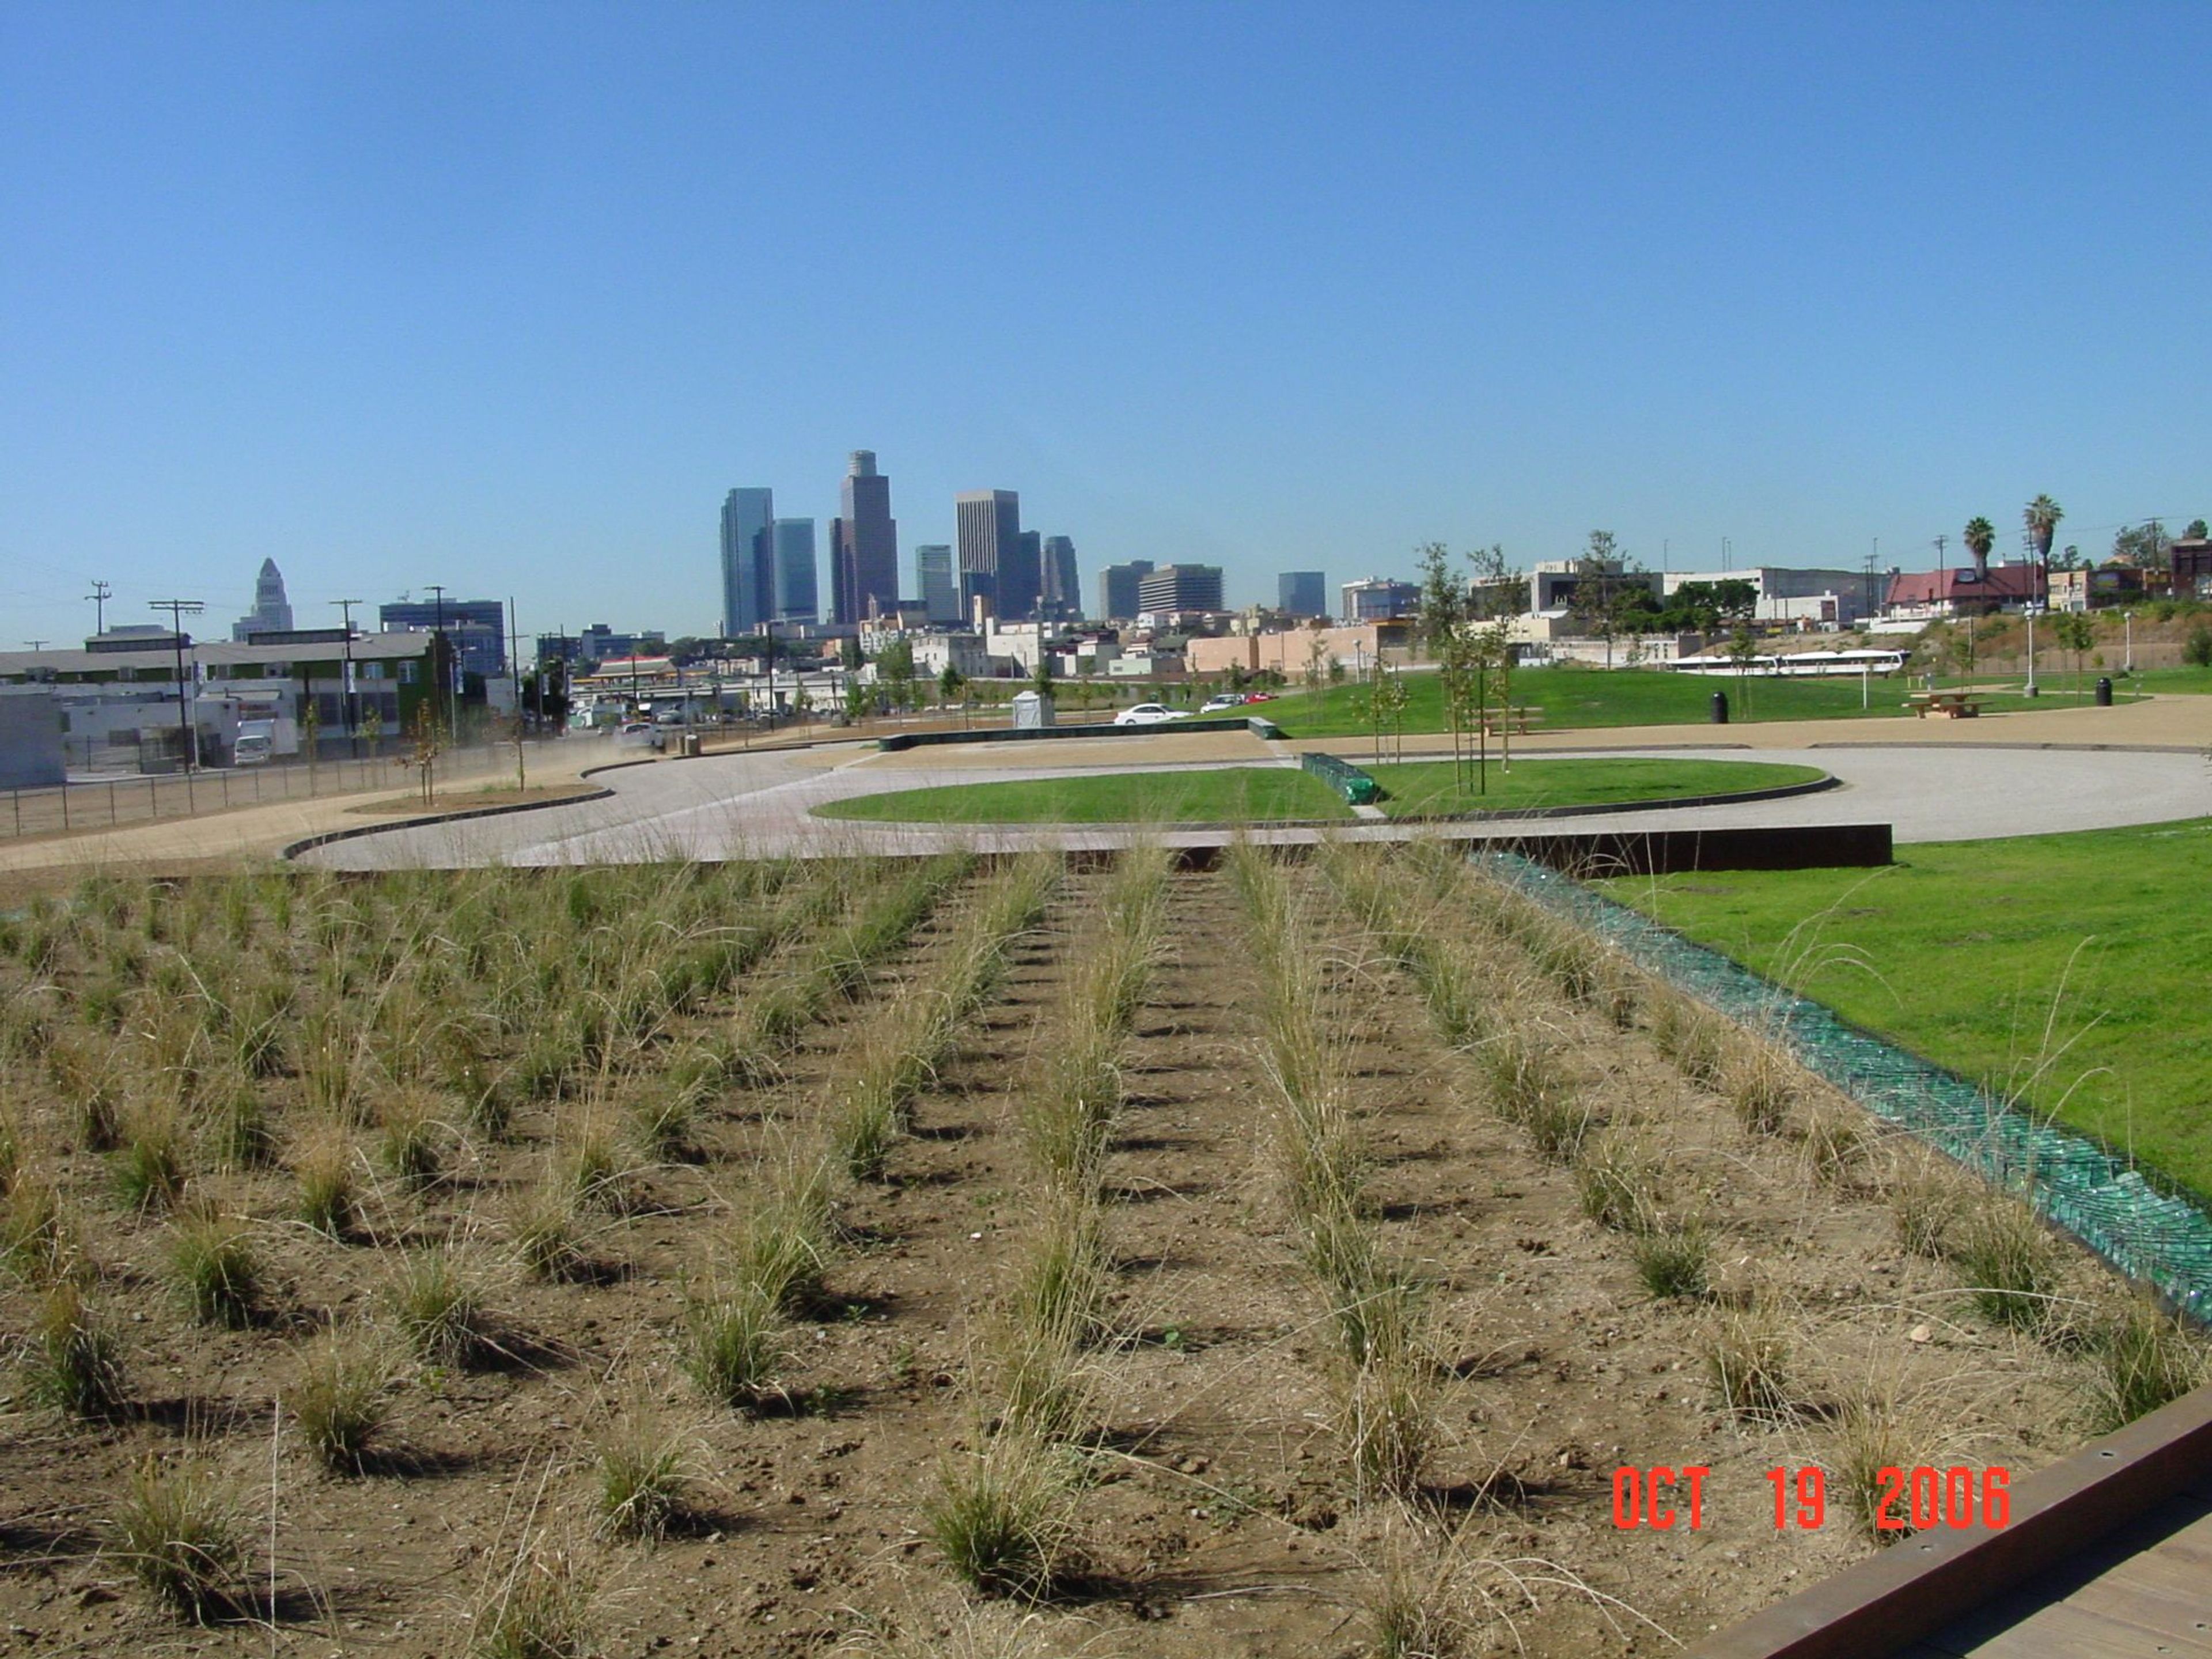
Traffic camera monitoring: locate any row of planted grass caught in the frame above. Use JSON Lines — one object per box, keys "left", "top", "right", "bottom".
{"left": 925, "top": 844, "right": 1175, "bottom": 1599}
{"left": 1343, "top": 841, "right": 2205, "bottom": 1539}
{"left": 0, "top": 852, "right": 989, "bottom": 1637}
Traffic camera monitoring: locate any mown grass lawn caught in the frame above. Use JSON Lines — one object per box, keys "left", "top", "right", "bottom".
{"left": 1369, "top": 757, "right": 1826, "bottom": 817}
{"left": 814, "top": 766, "right": 1354, "bottom": 824}
{"left": 1262, "top": 663, "right": 1915, "bottom": 737}
{"left": 1596, "top": 818, "right": 2212, "bottom": 1200}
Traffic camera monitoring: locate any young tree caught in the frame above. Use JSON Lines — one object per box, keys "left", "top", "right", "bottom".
{"left": 2049, "top": 611, "right": 2096, "bottom": 699}
{"left": 878, "top": 636, "right": 916, "bottom": 711}
{"left": 938, "top": 663, "right": 968, "bottom": 706}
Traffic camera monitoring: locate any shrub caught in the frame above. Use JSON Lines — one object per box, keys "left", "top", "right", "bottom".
{"left": 2185, "top": 624, "right": 2212, "bottom": 668}
{"left": 111, "top": 1455, "right": 245, "bottom": 1621}
{"left": 294, "top": 1332, "right": 393, "bottom": 1472}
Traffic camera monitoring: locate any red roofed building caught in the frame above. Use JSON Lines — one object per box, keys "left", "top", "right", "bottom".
{"left": 1884, "top": 561, "right": 2046, "bottom": 619}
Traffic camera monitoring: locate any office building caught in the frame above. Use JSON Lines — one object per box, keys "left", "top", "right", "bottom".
{"left": 720, "top": 487, "right": 775, "bottom": 636}
{"left": 1097, "top": 560, "right": 1154, "bottom": 622}
{"left": 916, "top": 545, "right": 959, "bottom": 624}
{"left": 955, "top": 490, "right": 1025, "bottom": 620}
{"left": 1013, "top": 530, "right": 1043, "bottom": 621}
{"left": 1041, "top": 536, "right": 1080, "bottom": 621}
{"left": 231, "top": 558, "right": 296, "bottom": 641}
{"left": 831, "top": 450, "right": 899, "bottom": 624}
{"left": 1278, "top": 570, "right": 1327, "bottom": 619}
{"left": 378, "top": 597, "right": 507, "bottom": 677}
{"left": 1138, "top": 564, "right": 1225, "bottom": 615}
{"left": 1340, "top": 577, "right": 1421, "bottom": 624}
{"left": 773, "top": 519, "right": 818, "bottom": 624}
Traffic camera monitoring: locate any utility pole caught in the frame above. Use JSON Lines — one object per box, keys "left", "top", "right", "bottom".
{"left": 426, "top": 584, "right": 454, "bottom": 738}
{"left": 332, "top": 599, "right": 362, "bottom": 758}
{"left": 149, "top": 599, "right": 205, "bottom": 770}
{"left": 85, "top": 579, "right": 111, "bottom": 635}
{"left": 23, "top": 640, "right": 46, "bottom": 652}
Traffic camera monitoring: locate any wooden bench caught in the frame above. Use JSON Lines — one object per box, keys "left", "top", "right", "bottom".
{"left": 1906, "top": 691, "right": 1984, "bottom": 719}
{"left": 1479, "top": 706, "right": 1545, "bottom": 736}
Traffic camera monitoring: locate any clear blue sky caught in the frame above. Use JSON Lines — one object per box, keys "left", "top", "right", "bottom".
{"left": 4, "top": 2, "right": 2207, "bottom": 646}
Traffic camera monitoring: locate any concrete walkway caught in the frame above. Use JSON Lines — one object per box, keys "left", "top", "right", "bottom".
{"left": 296, "top": 725, "right": 2212, "bottom": 869}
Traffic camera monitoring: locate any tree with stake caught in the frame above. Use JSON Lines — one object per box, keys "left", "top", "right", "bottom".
{"left": 2050, "top": 611, "right": 2096, "bottom": 700}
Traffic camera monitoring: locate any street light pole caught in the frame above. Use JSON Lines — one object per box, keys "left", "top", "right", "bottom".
{"left": 426, "top": 584, "right": 455, "bottom": 739}
{"left": 2123, "top": 610, "right": 2134, "bottom": 676}
{"left": 2025, "top": 606, "right": 2039, "bottom": 696}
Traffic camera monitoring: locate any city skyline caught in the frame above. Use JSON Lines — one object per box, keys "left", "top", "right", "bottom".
{"left": 5, "top": 7, "right": 2207, "bottom": 645}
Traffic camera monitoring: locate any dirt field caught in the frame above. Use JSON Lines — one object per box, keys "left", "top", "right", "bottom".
{"left": 0, "top": 852, "right": 2173, "bottom": 1657}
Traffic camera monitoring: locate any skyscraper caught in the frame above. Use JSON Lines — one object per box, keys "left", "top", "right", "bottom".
{"left": 1097, "top": 560, "right": 1154, "bottom": 622}
{"left": 1138, "top": 564, "right": 1225, "bottom": 614}
{"left": 831, "top": 451, "right": 898, "bottom": 624}
{"left": 231, "top": 558, "right": 295, "bottom": 641}
{"left": 1041, "top": 536, "right": 1081, "bottom": 621}
{"left": 955, "top": 490, "right": 1024, "bottom": 620}
{"left": 720, "top": 488, "right": 775, "bottom": 636}
{"left": 773, "top": 519, "right": 818, "bottom": 624}
{"left": 1278, "top": 571, "right": 1327, "bottom": 618}
{"left": 916, "top": 545, "right": 958, "bottom": 624}
{"left": 1012, "top": 530, "right": 1044, "bottom": 622}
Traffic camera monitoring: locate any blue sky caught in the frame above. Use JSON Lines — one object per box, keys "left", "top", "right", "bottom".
{"left": 3, "top": 2, "right": 2207, "bottom": 646}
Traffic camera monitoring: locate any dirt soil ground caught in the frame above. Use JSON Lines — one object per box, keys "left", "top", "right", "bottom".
{"left": 0, "top": 857, "right": 2138, "bottom": 1657}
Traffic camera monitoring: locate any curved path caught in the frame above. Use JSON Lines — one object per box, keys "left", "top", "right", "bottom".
{"left": 295, "top": 736, "right": 2212, "bottom": 869}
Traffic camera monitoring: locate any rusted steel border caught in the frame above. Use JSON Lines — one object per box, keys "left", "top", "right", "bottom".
{"left": 1691, "top": 1382, "right": 2212, "bottom": 1658}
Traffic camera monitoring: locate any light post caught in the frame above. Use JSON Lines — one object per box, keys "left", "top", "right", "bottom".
{"left": 2024, "top": 604, "right": 2040, "bottom": 697}
{"left": 2123, "top": 610, "right": 2134, "bottom": 676}
{"left": 332, "top": 599, "right": 362, "bottom": 760}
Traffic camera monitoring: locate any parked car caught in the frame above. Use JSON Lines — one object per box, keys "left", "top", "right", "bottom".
{"left": 1112, "top": 703, "right": 1189, "bottom": 726}
{"left": 1200, "top": 692, "right": 1247, "bottom": 712}
{"left": 1243, "top": 691, "right": 1277, "bottom": 703}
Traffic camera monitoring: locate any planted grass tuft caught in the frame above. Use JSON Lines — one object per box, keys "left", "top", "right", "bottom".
{"left": 2090, "top": 1299, "right": 2205, "bottom": 1433}
{"left": 471, "top": 1537, "right": 599, "bottom": 1659}
{"left": 683, "top": 1282, "right": 790, "bottom": 1410}
{"left": 111, "top": 1455, "right": 247, "bottom": 1622}
{"left": 167, "top": 1203, "right": 259, "bottom": 1327}
{"left": 596, "top": 1418, "right": 695, "bottom": 1541}
{"left": 923, "top": 1432, "right": 1076, "bottom": 1599}
{"left": 294, "top": 1331, "right": 395, "bottom": 1471}
{"left": 1706, "top": 1313, "right": 1791, "bottom": 1419}
{"left": 1952, "top": 1197, "right": 2062, "bottom": 1334}
{"left": 23, "top": 1279, "right": 126, "bottom": 1416}
{"left": 385, "top": 1245, "right": 490, "bottom": 1365}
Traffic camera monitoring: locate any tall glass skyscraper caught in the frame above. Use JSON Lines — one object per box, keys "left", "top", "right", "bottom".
{"left": 721, "top": 487, "right": 775, "bottom": 635}
{"left": 1278, "top": 570, "right": 1327, "bottom": 618}
{"left": 831, "top": 451, "right": 898, "bottom": 624}
{"left": 916, "top": 545, "right": 958, "bottom": 623}
{"left": 955, "top": 490, "right": 1024, "bottom": 620}
{"left": 1041, "top": 536, "right": 1081, "bottom": 621}
{"left": 773, "top": 519, "right": 818, "bottom": 624}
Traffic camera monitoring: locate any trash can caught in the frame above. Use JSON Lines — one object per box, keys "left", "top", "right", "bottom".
{"left": 1710, "top": 691, "right": 1729, "bottom": 725}
{"left": 681, "top": 733, "right": 702, "bottom": 756}
{"left": 2094, "top": 676, "right": 2113, "bottom": 707}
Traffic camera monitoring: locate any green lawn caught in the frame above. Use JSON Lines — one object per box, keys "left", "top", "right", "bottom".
{"left": 815, "top": 766, "right": 1354, "bottom": 824}
{"left": 1368, "top": 757, "right": 1826, "bottom": 817}
{"left": 1262, "top": 663, "right": 1916, "bottom": 738}
{"left": 1596, "top": 819, "right": 2212, "bottom": 1200}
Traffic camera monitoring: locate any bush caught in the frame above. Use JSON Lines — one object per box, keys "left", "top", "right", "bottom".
{"left": 2186, "top": 624, "right": 2212, "bottom": 668}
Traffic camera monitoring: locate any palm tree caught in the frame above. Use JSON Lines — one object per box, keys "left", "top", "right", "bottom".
{"left": 2024, "top": 495, "right": 2065, "bottom": 565}
{"left": 1963, "top": 516, "right": 1997, "bottom": 581}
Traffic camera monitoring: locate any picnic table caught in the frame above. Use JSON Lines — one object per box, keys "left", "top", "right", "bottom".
{"left": 1906, "top": 691, "right": 1984, "bottom": 719}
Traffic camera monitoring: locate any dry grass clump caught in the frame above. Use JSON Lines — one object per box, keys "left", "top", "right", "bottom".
{"left": 594, "top": 1416, "right": 696, "bottom": 1541}
{"left": 1631, "top": 1221, "right": 1711, "bottom": 1301}
{"left": 166, "top": 1202, "right": 259, "bottom": 1327}
{"left": 922, "top": 1431, "right": 1077, "bottom": 1599}
{"left": 2088, "top": 1299, "right": 2205, "bottom": 1432}
{"left": 1705, "top": 1310, "right": 1791, "bottom": 1419}
{"left": 112, "top": 1095, "right": 190, "bottom": 1213}
{"left": 293, "top": 1125, "right": 357, "bottom": 1238}
{"left": 201, "top": 1069, "right": 275, "bottom": 1171}
{"left": 1826, "top": 1390, "right": 1918, "bottom": 1540}
{"left": 375, "top": 1086, "right": 451, "bottom": 1190}
{"left": 508, "top": 1180, "right": 593, "bottom": 1283}
{"left": 1573, "top": 1130, "right": 1665, "bottom": 1233}
{"left": 294, "top": 1330, "right": 396, "bottom": 1471}
{"left": 683, "top": 1281, "right": 791, "bottom": 1411}
{"left": 21, "top": 1279, "right": 126, "bottom": 1416}
{"left": 3, "top": 1170, "right": 79, "bottom": 1284}
{"left": 110, "top": 1454, "right": 248, "bottom": 1621}
{"left": 471, "top": 1535, "right": 599, "bottom": 1659}
{"left": 1798, "top": 1108, "right": 1871, "bottom": 1191}
{"left": 1951, "top": 1195, "right": 2062, "bottom": 1333}
{"left": 726, "top": 1161, "right": 835, "bottom": 1313}
{"left": 1649, "top": 992, "right": 1726, "bottom": 1088}
{"left": 1887, "top": 1150, "right": 1969, "bottom": 1259}
{"left": 1010, "top": 1196, "right": 1113, "bottom": 1351}
{"left": 384, "top": 1243, "right": 491, "bottom": 1365}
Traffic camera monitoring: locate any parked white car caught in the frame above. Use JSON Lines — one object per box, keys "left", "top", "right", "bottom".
{"left": 1200, "top": 692, "right": 1247, "bottom": 712}
{"left": 1112, "top": 703, "right": 1189, "bottom": 726}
